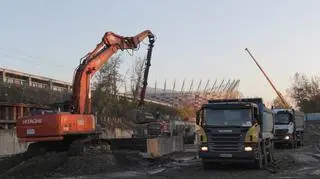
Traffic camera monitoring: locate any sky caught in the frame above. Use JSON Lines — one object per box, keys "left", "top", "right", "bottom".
{"left": 1, "top": 0, "right": 320, "bottom": 104}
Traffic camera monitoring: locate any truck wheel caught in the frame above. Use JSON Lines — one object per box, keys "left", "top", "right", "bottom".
{"left": 267, "top": 141, "right": 274, "bottom": 164}
{"left": 263, "top": 142, "right": 268, "bottom": 166}
{"left": 203, "top": 161, "right": 211, "bottom": 170}
{"left": 289, "top": 141, "right": 294, "bottom": 149}
{"left": 253, "top": 144, "right": 264, "bottom": 169}
{"left": 300, "top": 134, "right": 304, "bottom": 146}
{"left": 289, "top": 135, "right": 297, "bottom": 149}
{"left": 298, "top": 133, "right": 304, "bottom": 147}
{"left": 293, "top": 135, "right": 298, "bottom": 149}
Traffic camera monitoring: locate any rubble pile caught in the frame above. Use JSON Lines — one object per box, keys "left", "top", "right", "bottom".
{"left": 272, "top": 152, "right": 296, "bottom": 171}
{"left": 0, "top": 144, "right": 150, "bottom": 179}
{"left": 0, "top": 152, "right": 68, "bottom": 179}
{"left": 52, "top": 153, "right": 117, "bottom": 177}
{"left": 304, "top": 120, "right": 320, "bottom": 147}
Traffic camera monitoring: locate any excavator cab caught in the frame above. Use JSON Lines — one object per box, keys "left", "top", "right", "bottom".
{"left": 50, "top": 101, "right": 71, "bottom": 112}
{"left": 30, "top": 100, "right": 71, "bottom": 116}
{"left": 30, "top": 109, "right": 57, "bottom": 116}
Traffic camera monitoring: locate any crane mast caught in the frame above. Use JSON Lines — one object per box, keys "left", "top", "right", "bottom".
{"left": 244, "top": 48, "right": 291, "bottom": 108}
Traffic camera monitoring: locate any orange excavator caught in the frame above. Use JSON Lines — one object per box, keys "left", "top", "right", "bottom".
{"left": 16, "top": 30, "right": 155, "bottom": 155}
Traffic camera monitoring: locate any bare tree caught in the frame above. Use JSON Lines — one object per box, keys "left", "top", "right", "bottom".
{"left": 288, "top": 72, "right": 320, "bottom": 112}
{"left": 92, "top": 55, "right": 124, "bottom": 122}
{"left": 272, "top": 96, "right": 288, "bottom": 108}
{"left": 130, "top": 57, "right": 145, "bottom": 101}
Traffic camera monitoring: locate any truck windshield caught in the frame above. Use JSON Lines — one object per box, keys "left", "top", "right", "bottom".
{"left": 275, "top": 113, "right": 290, "bottom": 124}
{"left": 203, "top": 108, "right": 252, "bottom": 127}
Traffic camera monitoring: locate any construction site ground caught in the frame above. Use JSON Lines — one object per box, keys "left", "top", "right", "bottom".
{"left": 1, "top": 120, "right": 320, "bottom": 179}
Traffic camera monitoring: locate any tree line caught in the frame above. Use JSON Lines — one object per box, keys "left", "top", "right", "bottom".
{"left": 272, "top": 73, "right": 320, "bottom": 113}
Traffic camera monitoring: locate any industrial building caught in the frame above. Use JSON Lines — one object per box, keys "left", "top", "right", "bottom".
{"left": 0, "top": 67, "right": 72, "bottom": 129}
{"left": 0, "top": 67, "right": 72, "bottom": 92}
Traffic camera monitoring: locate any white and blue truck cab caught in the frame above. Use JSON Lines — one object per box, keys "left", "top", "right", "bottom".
{"left": 272, "top": 108, "right": 305, "bottom": 148}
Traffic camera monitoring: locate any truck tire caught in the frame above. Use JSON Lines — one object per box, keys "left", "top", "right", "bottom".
{"left": 267, "top": 141, "right": 274, "bottom": 164}
{"left": 290, "top": 134, "right": 298, "bottom": 149}
{"left": 263, "top": 141, "right": 268, "bottom": 166}
{"left": 253, "top": 143, "right": 264, "bottom": 169}
{"left": 202, "top": 161, "right": 211, "bottom": 170}
{"left": 300, "top": 133, "right": 304, "bottom": 146}
{"left": 298, "top": 132, "right": 304, "bottom": 147}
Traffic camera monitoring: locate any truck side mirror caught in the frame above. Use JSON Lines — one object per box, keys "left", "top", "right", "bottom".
{"left": 196, "top": 111, "right": 200, "bottom": 125}
{"left": 253, "top": 107, "right": 261, "bottom": 124}
{"left": 254, "top": 113, "right": 261, "bottom": 124}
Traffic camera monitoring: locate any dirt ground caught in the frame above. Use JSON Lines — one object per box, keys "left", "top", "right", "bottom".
{"left": 1, "top": 120, "right": 320, "bottom": 179}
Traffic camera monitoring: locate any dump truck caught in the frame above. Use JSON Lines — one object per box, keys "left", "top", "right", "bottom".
{"left": 272, "top": 108, "right": 305, "bottom": 148}
{"left": 196, "top": 98, "right": 275, "bottom": 169}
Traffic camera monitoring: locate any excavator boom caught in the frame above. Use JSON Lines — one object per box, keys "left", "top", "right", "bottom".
{"left": 71, "top": 30, "right": 155, "bottom": 114}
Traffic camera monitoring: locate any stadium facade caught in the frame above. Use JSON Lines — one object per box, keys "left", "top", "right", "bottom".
{"left": 130, "top": 78, "right": 241, "bottom": 109}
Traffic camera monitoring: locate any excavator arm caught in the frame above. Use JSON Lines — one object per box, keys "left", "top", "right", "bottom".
{"left": 71, "top": 30, "right": 155, "bottom": 114}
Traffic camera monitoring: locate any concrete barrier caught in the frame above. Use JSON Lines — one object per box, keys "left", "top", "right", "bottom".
{"left": 99, "top": 128, "right": 134, "bottom": 139}
{"left": 147, "top": 135, "right": 184, "bottom": 157}
{"left": 109, "top": 138, "right": 148, "bottom": 152}
{"left": 0, "top": 129, "right": 28, "bottom": 156}
{"left": 0, "top": 128, "right": 183, "bottom": 157}
{"left": 0, "top": 127, "right": 133, "bottom": 156}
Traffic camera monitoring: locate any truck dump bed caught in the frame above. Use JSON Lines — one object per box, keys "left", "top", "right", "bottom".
{"left": 294, "top": 111, "right": 305, "bottom": 131}
{"left": 208, "top": 98, "right": 264, "bottom": 113}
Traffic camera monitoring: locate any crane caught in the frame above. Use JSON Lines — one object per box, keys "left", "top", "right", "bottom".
{"left": 244, "top": 48, "right": 291, "bottom": 109}
{"left": 16, "top": 30, "right": 155, "bottom": 155}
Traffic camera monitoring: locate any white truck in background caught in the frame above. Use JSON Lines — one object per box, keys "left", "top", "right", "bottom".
{"left": 272, "top": 108, "right": 305, "bottom": 148}
{"left": 244, "top": 49, "right": 306, "bottom": 148}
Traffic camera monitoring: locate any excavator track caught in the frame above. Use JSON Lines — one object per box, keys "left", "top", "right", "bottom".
{"left": 23, "top": 132, "right": 111, "bottom": 159}
{"left": 25, "top": 141, "right": 70, "bottom": 158}
{"left": 68, "top": 136, "right": 111, "bottom": 156}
